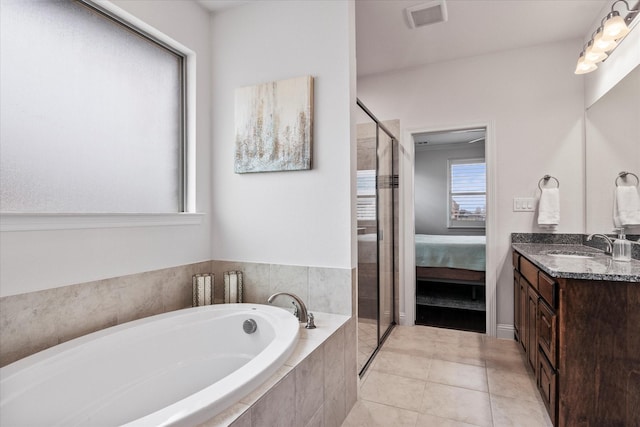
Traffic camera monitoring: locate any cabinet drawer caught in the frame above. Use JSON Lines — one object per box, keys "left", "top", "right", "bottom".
{"left": 538, "top": 272, "right": 556, "bottom": 307}
{"left": 538, "top": 349, "right": 557, "bottom": 426}
{"left": 537, "top": 299, "right": 556, "bottom": 368}
{"left": 520, "top": 257, "right": 538, "bottom": 290}
{"left": 512, "top": 251, "right": 520, "bottom": 270}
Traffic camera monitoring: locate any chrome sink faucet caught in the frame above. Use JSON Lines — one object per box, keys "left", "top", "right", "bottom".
{"left": 267, "top": 292, "right": 316, "bottom": 328}
{"left": 586, "top": 233, "right": 613, "bottom": 255}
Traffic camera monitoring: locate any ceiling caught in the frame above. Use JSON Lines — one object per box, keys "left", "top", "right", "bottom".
{"left": 356, "top": 0, "right": 606, "bottom": 77}
{"left": 198, "top": 0, "right": 608, "bottom": 77}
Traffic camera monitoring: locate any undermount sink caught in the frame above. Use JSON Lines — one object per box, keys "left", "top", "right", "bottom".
{"left": 546, "top": 250, "right": 595, "bottom": 259}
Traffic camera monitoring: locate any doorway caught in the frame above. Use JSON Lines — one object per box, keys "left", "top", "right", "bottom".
{"left": 412, "top": 127, "right": 487, "bottom": 333}
{"left": 400, "top": 122, "right": 496, "bottom": 336}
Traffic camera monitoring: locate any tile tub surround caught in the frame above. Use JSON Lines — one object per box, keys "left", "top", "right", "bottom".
{"left": 0, "top": 260, "right": 212, "bottom": 367}
{"left": 211, "top": 261, "right": 353, "bottom": 316}
{"left": 1, "top": 260, "right": 354, "bottom": 367}
{"left": 200, "top": 314, "right": 357, "bottom": 427}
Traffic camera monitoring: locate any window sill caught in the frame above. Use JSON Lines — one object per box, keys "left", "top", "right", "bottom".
{"left": 0, "top": 213, "right": 205, "bottom": 232}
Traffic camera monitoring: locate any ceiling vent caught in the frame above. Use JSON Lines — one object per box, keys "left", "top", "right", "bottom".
{"left": 405, "top": 1, "right": 448, "bottom": 29}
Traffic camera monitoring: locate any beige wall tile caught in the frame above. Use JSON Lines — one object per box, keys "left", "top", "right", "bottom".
{"left": 251, "top": 371, "right": 296, "bottom": 427}
{"left": 269, "top": 264, "right": 309, "bottom": 310}
{"left": 212, "top": 260, "right": 270, "bottom": 305}
{"left": 324, "top": 328, "right": 347, "bottom": 427}
{"left": 0, "top": 261, "right": 211, "bottom": 367}
{"left": 295, "top": 347, "right": 325, "bottom": 427}
{"left": 304, "top": 404, "right": 324, "bottom": 427}
{"left": 344, "top": 318, "right": 358, "bottom": 412}
{"left": 308, "top": 267, "right": 352, "bottom": 315}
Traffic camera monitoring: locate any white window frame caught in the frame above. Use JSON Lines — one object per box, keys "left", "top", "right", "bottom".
{"left": 0, "top": 0, "right": 200, "bottom": 231}
{"left": 447, "top": 157, "right": 486, "bottom": 229}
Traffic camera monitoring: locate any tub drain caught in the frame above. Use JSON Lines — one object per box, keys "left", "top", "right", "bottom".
{"left": 243, "top": 319, "right": 257, "bottom": 334}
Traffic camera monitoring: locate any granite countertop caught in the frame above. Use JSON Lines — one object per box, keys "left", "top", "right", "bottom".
{"left": 512, "top": 243, "right": 640, "bottom": 283}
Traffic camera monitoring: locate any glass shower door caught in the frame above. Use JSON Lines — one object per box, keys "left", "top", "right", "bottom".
{"left": 377, "top": 130, "right": 394, "bottom": 342}
{"left": 356, "top": 99, "right": 398, "bottom": 375}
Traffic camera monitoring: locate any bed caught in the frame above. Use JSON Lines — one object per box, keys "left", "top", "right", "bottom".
{"left": 415, "top": 234, "right": 486, "bottom": 284}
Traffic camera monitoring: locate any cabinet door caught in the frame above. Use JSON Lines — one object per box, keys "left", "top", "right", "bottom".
{"left": 538, "top": 349, "right": 557, "bottom": 426}
{"left": 514, "top": 271, "right": 521, "bottom": 341}
{"left": 538, "top": 298, "right": 556, "bottom": 368}
{"left": 519, "top": 278, "right": 528, "bottom": 352}
{"left": 527, "top": 285, "right": 538, "bottom": 372}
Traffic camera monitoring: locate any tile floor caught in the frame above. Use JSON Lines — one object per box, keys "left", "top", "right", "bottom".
{"left": 343, "top": 325, "right": 553, "bottom": 427}
{"left": 357, "top": 318, "right": 378, "bottom": 370}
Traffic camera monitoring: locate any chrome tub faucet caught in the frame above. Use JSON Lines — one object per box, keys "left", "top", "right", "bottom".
{"left": 267, "top": 292, "right": 316, "bottom": 329}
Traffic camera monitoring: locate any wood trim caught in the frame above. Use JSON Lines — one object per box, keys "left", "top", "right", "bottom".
{"left": 416, "top": 266, "right": 485, "bottom": 283}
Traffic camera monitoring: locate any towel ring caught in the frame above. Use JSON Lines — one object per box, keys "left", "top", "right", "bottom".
{"left": 615, "top": 171, "right": 639, "bottom": 187}
{"left": 538, "top": 175, "right": 560, "bottom": 191}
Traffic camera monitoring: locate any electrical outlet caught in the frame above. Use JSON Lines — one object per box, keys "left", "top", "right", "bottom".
{"left": 513, "top": 197, "right": 535, "bottom": 212}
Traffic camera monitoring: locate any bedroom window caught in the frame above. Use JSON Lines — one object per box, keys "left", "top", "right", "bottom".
{"left": 0, "top": 0, "right": 186, "bottom": 214}
{"left": 448, "top": 158, "right": 486, "bottom": 228}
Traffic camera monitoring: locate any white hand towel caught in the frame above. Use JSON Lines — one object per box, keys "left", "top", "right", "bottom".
{"left": 538, "top": 188, "right": 560, "bottom": 226}
{"left": 613, "top": 186, "right": 640, "bottom": 227}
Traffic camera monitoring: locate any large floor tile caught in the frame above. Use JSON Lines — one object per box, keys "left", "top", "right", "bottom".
{"left": 427, "top": 359, "right": 488, "bottom": 392}
{"left": 382, "top": 333, "right": 435, "bottom": 357}
{"left": 491, "top": 394, "right": 553, "bottom": 427}
{"left": 371, "top": 349, "right": 431, "bottom": 381}
{"left": 360, "top": 371, "right": 426, "bottom": 412}
{"left": 415, "top": 413, "right": 484, "bottom": 427}
{"left": 342, "top": 400, "right": 418, "bottom": 427}
{"left": 430, "top": 341, "right": 486, "bottom": 367}
{"left": 420, "top": 382, "right": 493, "bottom": 427}
{"left": 486, "top": 367, "right": 539, "bottom": 402}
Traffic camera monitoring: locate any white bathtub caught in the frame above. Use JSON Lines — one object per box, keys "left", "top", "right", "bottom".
{"left": 0, "top": 303, "right": 299, "bottom": 426}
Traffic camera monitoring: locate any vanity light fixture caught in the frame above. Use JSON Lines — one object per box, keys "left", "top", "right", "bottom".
{"left": 574, "top": 0, "right": 638, "bottom": 74}
{"left": 575, "top": 50, "right": 598, "bottom": 75}
{"left": 584, "top": 40, "right": 608, "bottom": 63}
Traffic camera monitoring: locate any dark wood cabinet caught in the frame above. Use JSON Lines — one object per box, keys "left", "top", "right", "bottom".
{"left": 526, "top": 284, "right": 538, "bottom": 371}
{"left": 513, "top": 250, "right": 639, "bottom": 427}
{"left": 537, "top": 298, "right": 556, "bottom": 365}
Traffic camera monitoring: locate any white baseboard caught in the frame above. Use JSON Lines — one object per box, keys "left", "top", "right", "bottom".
{"left": 398, "top": 312, "right": 411, "bottom": 326}
{"left": 496, "top": 323, "right": 515, "bottom": 340}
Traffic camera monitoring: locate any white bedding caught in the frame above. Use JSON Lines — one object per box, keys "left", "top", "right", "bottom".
{"left": 415, "top": 234, "right": 486, "bottom": 271}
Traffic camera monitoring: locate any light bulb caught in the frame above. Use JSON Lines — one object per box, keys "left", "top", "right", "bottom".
{"left": 593, "top": 27, "right": 619, "bottom": 52}
{"left": 585, "top": 41, "right": 608, "bottom": 63}
{"left": 602, "top": 12, "right": 630, "bottom": 40}
{"left": 574, "top": 52, "right": 597, "bottom": 75}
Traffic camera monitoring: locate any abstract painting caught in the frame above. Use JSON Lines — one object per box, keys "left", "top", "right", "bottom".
{"left": 235, "top": 76, "right": 313, "bottom": 173}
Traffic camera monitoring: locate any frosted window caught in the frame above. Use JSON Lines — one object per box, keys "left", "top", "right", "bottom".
{"left": 0, "top": 0, "right": 184, "bottom": 213}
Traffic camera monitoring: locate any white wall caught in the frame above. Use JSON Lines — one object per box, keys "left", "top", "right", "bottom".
{"left": 358, "top": 39, "right": 585, "bottom": 326}
{"left": 0, "top": 0, "right": 212, "bottom": 297}
{"left": 414, "top": 143, "right": 486, "bottom": 235}
{"left": 210, "top": 1, "right": 356, "bottom": 269}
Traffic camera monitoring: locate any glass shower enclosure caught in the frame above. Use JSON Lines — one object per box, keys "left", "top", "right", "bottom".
{"left": 356, "top": 99, "right": 398, "bottom": 375}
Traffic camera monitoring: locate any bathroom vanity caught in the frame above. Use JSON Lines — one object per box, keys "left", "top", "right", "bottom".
{"left": 512, "top": 240, "right": 640, "bottom": 427}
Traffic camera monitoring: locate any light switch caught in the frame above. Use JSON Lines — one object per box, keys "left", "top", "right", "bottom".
{"left": 513, "top": 197, "right": 535, "bottom": 212}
